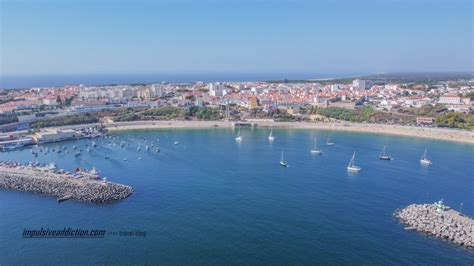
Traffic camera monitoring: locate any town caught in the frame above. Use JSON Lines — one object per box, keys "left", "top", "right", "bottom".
{"left": 1, "top": 74, "right": 473, "bottom": 149}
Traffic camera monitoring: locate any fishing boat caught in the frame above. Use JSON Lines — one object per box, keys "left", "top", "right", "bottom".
{"left": 347, "top": 151, "right": 361, "bottom": 172}
{"left": 326, "top": 135, "right": 335, "bottom": 146}
{"left": 420, "top": 148, "right": 432, "bottom": 165}
{"left": 379, "top": 145, "right": 392, "bottom": 160}
{"left": 235, "top": 128, "right": 243, "bottom": 142}
{"left": 279, "top": 151, "right": 289, "bottom": 167}
{"left": 268, "top": 130, "right": 275, "bottom": 142}
{"left": 310, "top": 138, "right": 323, "bottom": 155}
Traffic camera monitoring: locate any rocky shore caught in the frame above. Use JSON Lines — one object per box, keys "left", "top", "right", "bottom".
{"left": 0, "top": 163, "right": 133, "bottom": 203}
{"left": 396, "top": 202, "right": 473, "bottom": 249}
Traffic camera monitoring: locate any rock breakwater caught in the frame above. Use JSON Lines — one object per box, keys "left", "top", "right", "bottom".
{"left": 0, "top": 163, "right": 133, "bottom": 203}
{"left": 396, "top": 202, "right": 473, "bottom": 249}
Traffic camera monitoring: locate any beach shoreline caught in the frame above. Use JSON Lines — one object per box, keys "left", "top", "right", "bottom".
{"left": 104, "top": 120, "right": 474, "bottom": 144}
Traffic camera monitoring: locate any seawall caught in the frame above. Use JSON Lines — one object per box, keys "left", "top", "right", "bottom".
{"left": 396, "top": 203, "right": 473, "bottom": 249}
{"left": 0, "top": 164, "right": 133, "bottom": 203}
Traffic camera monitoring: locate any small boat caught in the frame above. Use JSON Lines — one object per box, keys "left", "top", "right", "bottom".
{"left": 268, "top": 130, "right": 275, "bottom": 142}
{"left": 235, "top": 128, "right": 243, "bottom": 142}
{"left": 420, "top": 148, "right": 432, "bottom": 165}
{"left": 326, "top": 135, "right": 335, "bottom": 146}
{"left": 310, "top": 138, "right": 323, "bottom": 155}
{"left": 104, "top": 156, "right": 110, "bottom": 159}
{"left": 347, "top": 151, "right": 361, "bottom": 172}
{"left": 156, "top": 148, "right": 160, "bottom": 153}
{"left": 174, "top": 141, "right": 179, "bottom": 145}
{"left": 379, "top": 145, "right": 392, "bottom": 160}
{"left": 279, "top": 151, "right": 289, "bottom": 167}
{"left": 123, "top": 158, "right": 127, "bottom": 161}
{"left": 57, "top": 195, "right": 71, "bottom": 203}
{"left": 47, "top": 162, "right": 57, "bottom": 170}
{"left": 145, "top": 146, "right": 149, "bottom": 151}
{"left": 74, "top": 151, "right": 81, "bottom": 157}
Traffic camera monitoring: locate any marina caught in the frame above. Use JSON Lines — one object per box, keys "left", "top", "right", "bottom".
{"left": 0, "top": 128, "right": 472, "bottom": 264}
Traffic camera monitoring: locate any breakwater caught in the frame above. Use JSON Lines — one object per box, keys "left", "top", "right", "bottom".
{"left": 0, "top": 163, "right": 133, "bottom": 203}
{"left": 396, "top": 203, "right": 473, "bottom": 249}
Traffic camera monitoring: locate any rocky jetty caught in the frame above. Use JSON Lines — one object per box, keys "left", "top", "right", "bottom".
{"left": 0, "top": 163, "right": 133, "bottom": 203}
{"left": 396, "top": 202, "right": 473, "bottom": 249}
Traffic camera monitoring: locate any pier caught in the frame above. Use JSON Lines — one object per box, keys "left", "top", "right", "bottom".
{"left": 0, "top": 163, "right": 133, "bottom": 203}
{"left": 395, "top": 202, "right": 473, "bottom": 249}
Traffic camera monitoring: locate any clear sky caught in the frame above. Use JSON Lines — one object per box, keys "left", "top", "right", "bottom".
{"left": 1, "top": 0, "right": 472, "bottom": 77}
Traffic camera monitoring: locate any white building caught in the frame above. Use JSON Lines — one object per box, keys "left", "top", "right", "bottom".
{"left": 438, "top": 95, "right": 462, "bottom": 104}
{"left": 352, "top": 79, "right": 366, "bottom": 90}
{"left": 209, "top": 83, "right": 225, "bottom": 97}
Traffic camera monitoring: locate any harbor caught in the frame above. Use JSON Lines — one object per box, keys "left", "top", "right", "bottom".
{"left": 396, "top": 202, "right": 473, "bottom": 249}
{"left": 0, "top": 125, "right": 105, "bottom": 151}
{"left": 0, "top": 161, "right": 133, "bottom": 203}
{"left": 0, "top": 128, "right": 472, "bottom": 264}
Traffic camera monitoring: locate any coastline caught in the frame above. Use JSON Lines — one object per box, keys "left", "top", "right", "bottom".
{"left": 104, "top": 120, "right": 474, "bottom": 144}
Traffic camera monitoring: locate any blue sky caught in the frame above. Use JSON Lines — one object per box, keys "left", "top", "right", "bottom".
{"left": 1, "top": 0, "right": 472, "bottom": 76}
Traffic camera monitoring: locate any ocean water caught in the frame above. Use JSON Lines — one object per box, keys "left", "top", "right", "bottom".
{"left": 0, "top": 128, "right": 473, "bottom": 264}
{"left": 0, "top": 72, "right": 365, "bottom": 89}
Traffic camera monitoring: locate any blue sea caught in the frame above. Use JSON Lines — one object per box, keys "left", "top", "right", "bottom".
{"left": 0, "top": 128, "right": 473, "bottom": 264}
{"left": 0, "top": 72, "right": 365, "bottom": 89}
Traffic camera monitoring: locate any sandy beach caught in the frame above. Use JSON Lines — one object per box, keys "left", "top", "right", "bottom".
{"left": 105, "top": 120, "right": 474, "bottom": 144}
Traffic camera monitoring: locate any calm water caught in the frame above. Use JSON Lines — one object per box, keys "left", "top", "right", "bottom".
{"left": 1, "top": 128, "right": 473, "bottom": 264}
{"left": 0, "top": 72, "right": 365, "bottom": 89}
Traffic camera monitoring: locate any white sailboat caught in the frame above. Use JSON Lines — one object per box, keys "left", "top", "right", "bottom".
{"left": 268, "top": 130, "right": 275, "bottom": 142}
{"left": 420, "top": 148, "right": 432, "bottom": 165}
{"left": 347, "top": 151, "right": 361, "bottom": 172}
{"left": 279, "top": 150, "right": 288, "bottom": 167}
{"left": 235, "top": 128, "right": 243, "bottom": 142}
{"left": 379, "top": 145, "right": 392, "bottom": 160}
{"left": 326, "top": 135, "right": 335, "bottom": 146}
{"left": 310, "top": 138, "right": 323, "bottom": 155}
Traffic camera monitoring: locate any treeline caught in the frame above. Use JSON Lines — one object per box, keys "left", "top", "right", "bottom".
{"left": 311, "top": 107, "right": 416, "bottom": 124}
{"left": 435, "top": 112, "right": 474, "bottom": 129}
{"left": 113, "top": 106, "right": 223, "bottom": 122}
{"left": 31, "top": 114, "right": 99, "bottom": 128}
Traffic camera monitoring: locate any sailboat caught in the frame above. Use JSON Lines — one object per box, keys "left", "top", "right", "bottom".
{"left": 235, "top": 128, "right": 243, "bottom": 142}
{"left": 326, "top": 135, "right": 335, "bottom": 146}
{"left": 268, "top": 130, "right": 275, "bottom": 142}
{"left": 420, "top": 148, "right": 432, "bottom": 165}
{"left": 279, "top": 151, "right": 289, "bottom": 167}
{"left": 379, "top": 145, "right": 392, "bottom": 160}
{"left": 310, "top": 138, "right": 323, "bottom": 155}
{"left": 347, "top": 151, "right": 361, "bottom": 172}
